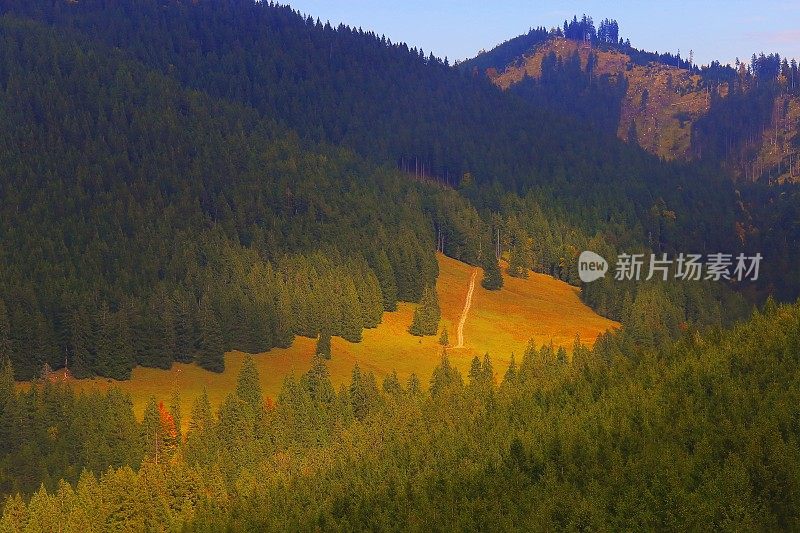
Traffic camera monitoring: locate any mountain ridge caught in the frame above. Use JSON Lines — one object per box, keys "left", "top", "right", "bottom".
{"left": 467, "top": 23, "right": 800, "bottom": 184}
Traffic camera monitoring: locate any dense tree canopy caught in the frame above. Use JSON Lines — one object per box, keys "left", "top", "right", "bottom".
{"left": 2, "top": 301, "right": 800, "bottom": 529}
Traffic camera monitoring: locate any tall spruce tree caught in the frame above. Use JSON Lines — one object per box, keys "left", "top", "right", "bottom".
{"left": 408, "top": 286, "right": 441, "bottom": 336}
{"left": 316, "top": 331, "right": 332, "bottom": 360}
{"left": 481, "top": 254, "right": 503, "bottom": 290}
{"left": 195, "top": 299, "right": 225, "bottom": 373}
{"left": 373, "top": 249, "right": 398, "bottom": 311}
{"left": 236, "top": 356, "right": 263, "bottom": 412}
{"left": 339, "top": 278, "right": 363, "bottom": 343}
{"left": 172, "top": 291, "right": 195, "bottom": 364}
{"left": 0, "top": 300, "right": 11, "bottom": 366}
{"left": 66, "top": 306, "right": 92, "bottom": 378}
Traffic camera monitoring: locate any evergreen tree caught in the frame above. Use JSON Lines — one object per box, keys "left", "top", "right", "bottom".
{"left": 236, "top": 356, "right": 263, "bottom": 412}
{"left": 354, "top": 264, "right": 384, "bottom": 329}
{"left": 347, "top": 364, "right": 380, "bottom": 420}
{"left": 507, "top": 240, "right": 530, "bottom": 278}
{"left": 382, "top": 371, "right": 403, "bottom": 396}
{"left": 439, "top": 327, "right": 449, "bottom": 347}
{"left": 315, "top": 331, "right": 332, "bottom": 360}
{"left": 172, "top": 291, "right": 195, "bottom": 364}
{"left": 140, "top": 397, "right": 161, "bottom": 462}
{"left": 373, "top": 250, "right": 398, "bottom": 311}
{"left": 339, "top": 278, "right": 363, "bottom": 343}
{"left": 94, "top": 303, "right": 133, "bottom": 380}
{"left": 556, "top": 346, "right": 568, "bottom": 364}
{"left": 0, "top": 300, "right": 11, "bottom": 365}
{"left": 66, "top": 306, "right": 92, "bottom": 378}
{"left": 195, "top": 299, "right": 224, "bottom": 373}
{"left": 481, "top": 254, "right": 503, "bottom": 290}
{"left": 408, "top": 286, "right": 441, "bottom": 336}
{"left": 188, "top": 389, "right": 213, "bottom": 435}
{"left": 407, "top": 373, "right": 421, "bottom": 395}
{"left": 481, "top": 353, "right": 494, "bottom": 384}
{"left": 506, "top": 216, "right": 530, "bottom": 279}
{"left": 273, "top": 285, "right": 295, "bottom": 349}
{"left": 429, "top": 353, "right": 463, "bottom": 396}
{"left": 169, "top": 390, "right": 182, "bottom": 443}
{"left": 503, "top": 353, "right": 518, "bottom": 385}
{"left": 303, "top": 356, "right": 335, "bottom": 405}
{"left": 468, "top": 356, "right": 482, "bottom": 385}
{"left": 0, "top": 355, "right": 13, "bottom": 408}
{"left": 349, "top": 364, "right": 369, "bottom": 421}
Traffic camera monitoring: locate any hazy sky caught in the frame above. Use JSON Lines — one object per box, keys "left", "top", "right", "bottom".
{"left": 286, "top": 0, "right": 800, "bottom": 66}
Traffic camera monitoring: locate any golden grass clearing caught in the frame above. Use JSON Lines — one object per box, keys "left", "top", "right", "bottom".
{"left": 62, "top": 254, "right": 618, "bottom": 426}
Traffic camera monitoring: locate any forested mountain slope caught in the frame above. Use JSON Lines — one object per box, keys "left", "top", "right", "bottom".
{"left": 2, "top": 300, "right": 799, "bottom": 529}
{"left": 467, "top": 17, "right": 800, "bottom": 184}
{"left": 466, "top": 18, "right": 800, "bottom": 300}
{"left": 0, "top": 1, "right": 740, "bottom": 242}
{"left": 0, "top": 1, "right": 763, "bottom": 381}
{"left": 0, "top": 15, "right": 438, "bottom": 379}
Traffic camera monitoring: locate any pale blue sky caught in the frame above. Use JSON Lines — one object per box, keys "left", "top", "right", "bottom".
{"left": 286, "top": 1, "right": 800, "bottom": 66}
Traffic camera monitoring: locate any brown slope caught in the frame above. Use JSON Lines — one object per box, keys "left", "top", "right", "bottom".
{"left": 489, "top": 37, "right": 712, "bottom": 161}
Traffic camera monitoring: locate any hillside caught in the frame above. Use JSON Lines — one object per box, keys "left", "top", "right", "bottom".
{"left": 1, "top": 3, "right": 799, "bottom": 528}
{"left": 5, "top": 297, "right": 800, "bottom": 529}
{"left": 64, "top": 254, "right": 618, "bottom": 424}
{"left": 488, "top": 37, "right": 713, "bottom": 160}
{"left": 476, "top": 34, "right": 800, "bottom": 181}
{"left": 0, "top": 3, "right": 751, "bottom": 386}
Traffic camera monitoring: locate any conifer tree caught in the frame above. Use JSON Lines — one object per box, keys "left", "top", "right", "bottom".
{"left": 135, "top": 297, "right": 172, "bottom": 370}
{"left": 303, "top": 355, "right": 335, "bottom": 405}
{"left": 66, "top": 306, "right": 92, "bottom": 378}
{"left": 349, "top": 363, "right": 369, "bottom": 421}
{"left": 429, "top": 352, "right": 463, "bottom": 396}
{"left": 110, "top": 306, "right": 135, "bottom": 379}
{"left": 339, "top": 277, "right": 363, "bottom": 343}
{"left": 0, "top": 355, "right": 13, "bottom": 408}
{"left": 408, "top": 286, "right": 441, "bottom": 336}
{"left": 407, "top": 373, "right": 421, "bottom": 395}
{"left": 469, "top": 355, "right": 482, "bottom": 385}
{"left": 188, "top": 389, "right": 213, "bottom": 435}
{"left": 382, "top": 371, "right": 403, "bottom": 396}
{"left": 273, "top": 285, "right": 294, "bottom": 348}
{"left": 236, "top": 355, "right": 263, "bottom": 412}
{"left": 216, "top": 393, "right": 256, "bottom": 450}
{"left": 353, "top": 263, "right": 383, "bottom": 329}
{"left": 0, "top": 300, "right": 11, "bottom": 365}
{"left": 482, "top": 353, "right": 494, "bottom": 384}
{"left": 94, "top": 303, "right": 115, "bottom": 379}
{"left": 315, "top": 331, "right": 332, "bottom": 360}
{"left": 508, "top": 243, "right": 529, "bottom": 278}
{"left": 503, "top": 353, "right": 518, "bottom": 385}
{"left": 481, "top": 254, "right": 503, "bottom": 290}
{"left": 195, "top": 299, "right": 224, "bottom": 373}
{"left": 373, "top": 249, "right": 398, "bottom": 311}
{"left": 140, "top": 397, "right": 161, "bottom": 461}
{"left": 572, "top": 334, "right": 589, "bottom": 371}
{"left": 439, "top": 327, "right": 449, "bottom": 346}
{"left": 172, "top": 291, "right": 195, "bottom": 364}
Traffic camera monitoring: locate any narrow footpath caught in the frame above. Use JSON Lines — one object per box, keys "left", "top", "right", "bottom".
{"left": 455, "top": 269, "right": 478, "bottom": 349}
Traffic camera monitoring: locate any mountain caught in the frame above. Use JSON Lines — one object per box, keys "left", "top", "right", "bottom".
{"left": 466, "top": 19, "right": 800, "bottom": 184}
{"left": 0, "top": 3, "right": 799, "bottom": 529}
{"left": 0, "top": 1, "right": 766, "bottom": 382}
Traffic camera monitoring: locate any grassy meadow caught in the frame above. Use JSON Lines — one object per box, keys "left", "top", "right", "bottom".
{"left": 65, "top": 254, "right": 618, "bottom": 426}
